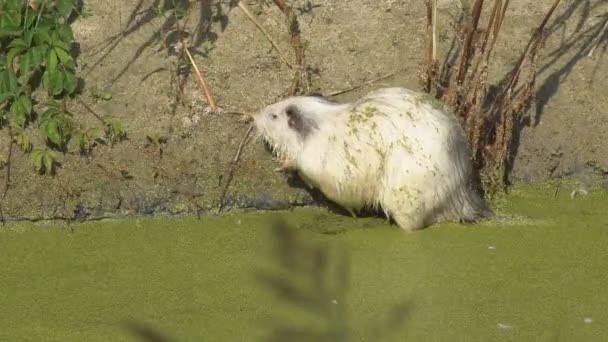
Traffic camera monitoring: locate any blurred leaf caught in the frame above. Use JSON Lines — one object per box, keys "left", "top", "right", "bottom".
{"left": 56, "top": 24, "right": 74, "bottom": 42}
{"left": 16, "top": 94, "right": 32, "bottom": 116}
{"left": 0, "top": 25, "right": 21, "bottom": 38}
{"left": 88, "top": 127, "right": 103, "bottom": 139}
{"left": 46, "top": 120, "right": 62, "bottom": 145}
{"left": 44, "top": 68, "right": 65, "bottom": 96}
{"left": 7, "top": 46, "right": 26, "bottom": 71}
{"left": 55, "top": 0, "right": 75, "bottom": 18}
{"left": 47, "top": 49, "right": 58, "bottom": 72}
{"left": 63, "top": 69, "right": 77, "bottom": 94}
{"left": 17, "top": 52, "right": 32, "bottom": 84}
{"left": 29, "top": 45, "right": 47, "bottom": 68}
{"left": 33, "top": 29, "right": 52, "bottom": 46}
{"left": 0, "top": 92, "right": 13, "bottom": 104}
{"left": 15, "top": 133, "right": 32, "bottom": 152}
{"left": 31, "top": 149, "right": 44, "bottom": 171}
{"left": 55, "top": 47, "right": 75, "bottom": 70}
{"left": 7, "top": 38, "right": 27, "bottom": 49}
{"left": 42, "top": 152, "right": 54, "bottom": 174}
{"left": 9, "top": 95, "right": 31, "bottom": 128}
{"left": 0, "top": 69, "right": 18, "bottom": 94}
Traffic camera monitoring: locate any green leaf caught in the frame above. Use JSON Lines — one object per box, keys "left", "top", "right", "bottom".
{"left": 55, "top": 0, "right": 75, "bottom": 18}
{"left": 17, "top": 53, "right": 31, "bottom": 84}
{"left": 7, "top": 46, "right": 26, "bottom": 71}
{"left": 54, "top": 47, "right": 75, "bottom": 70}
{"left": 63, "top": 70, "right": 77, "bottom": 94}
{"left": 49, "top": 69, "right": 65, "bottom": 96}
{"left": 43, "top": 69, "right": 65, "bottom": 96}
{"left": 88, "top": 127, "right": 103, "bottom": 139}
{"left": 10, "top": 96, "right": 29, "bottom": 128}
{"left": 31, "top": 149, "right": 44, "bottom": 171}
{"left": 0, "top": 11, "right": 21, "bottom": 30}
{"left": 47, "top": 49, "right": 58, "bottom": 72}
{"left": 15, "top": 133, "right": 32, "bottom": 153}
{"left": 29, "top": 45, "right": 47, "bottom": 68}
{"left": 33, "top": 29, "right": 52, "bottom": 46}
{"left": 46, "top": 119, "right": 62, "bottom": 145}
{"left": 51, "top": 35, "right": 71, "bottom": 52}
{"left": 23, "top": 10, "right": 37, "bottom": 30}
{"left": 0, "top": 93, "right": 13, "bottom": 104}
{"left": 43, "top": 153, "right": 54, "bottom": 174}
{"left": 8, "top": 38, "right": 28, "bottom": 49}
{"left": 44, "top": 100, "right": 63, "bottom": 110}
{"left": 0, "top": 69, "right": 18, "bottom": 94}
{"left": 16, "top": 94, "right": 32, "bottom": 116}
{"left": 56, "top": 24, "right": 74, "bottom": 42}
{"left": 4, "top": 0, "right": 24, "bottom": 12}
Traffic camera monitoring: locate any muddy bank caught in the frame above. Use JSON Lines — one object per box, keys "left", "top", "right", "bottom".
{"left": 1, "top": 0, "right": 606, "bottom": 222}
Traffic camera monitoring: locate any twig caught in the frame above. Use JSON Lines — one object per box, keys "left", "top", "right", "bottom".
{"left": 588, "top": 15, "right": 608, "bottom": 58}
{"left": 431, "top": 0, "right": 438, "bottom": 62}
{"left": 75, "top": 98, "right": 107, "bottom": 124}
{"left": 272, "top": 0, "right": 308, "bottom": 95}
{"left": 217, "top": 124, "right": 254, "bottom": 212}
{"left": 184, "top": 47, "right": 217, "bottom": 111}
{"left": 2, "top": 134, "right": 13, "bottom": 199}
{"left": 223, "top": 111, "right": 255, "bottom": 123}
{"left": 325, "top": 69, "right": 405, "bottom": 97}
{"left": 237, "top": 1, "right": 293, "bottom": 69}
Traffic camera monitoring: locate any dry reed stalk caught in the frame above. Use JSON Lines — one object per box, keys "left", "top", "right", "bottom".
{"left": 237, "top": 1, "right": 293, "bottom": 69}
{"left": 272, "top": 0, "right": 309, "bottom": 95}
{"left": 419, "top": 0, "right": 563, "bottom": 194}
{"left": 184, "top": 47, "right": 217, "bottom": 111}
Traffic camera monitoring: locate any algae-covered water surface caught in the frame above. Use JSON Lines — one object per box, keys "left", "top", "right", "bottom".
{"left": 1, "top": 185, "right": 607, "bottom": 341}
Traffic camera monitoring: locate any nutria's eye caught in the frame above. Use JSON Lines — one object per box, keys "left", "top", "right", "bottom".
{"left": 271, "top": 114, "right": 278, "bottom": 120}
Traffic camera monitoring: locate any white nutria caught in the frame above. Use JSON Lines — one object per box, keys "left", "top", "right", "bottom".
{"left": 253, "top": 87, "right": 493, "bottom": 231}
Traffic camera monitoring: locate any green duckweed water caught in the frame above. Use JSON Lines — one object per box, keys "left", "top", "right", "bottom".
{"left": 1, "top": 185, "right": 607, "bottom": 341}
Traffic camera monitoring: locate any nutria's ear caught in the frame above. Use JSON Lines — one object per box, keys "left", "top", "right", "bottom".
{"left": 285, "top": 104, "right": 317, "bottom": 139}
{"left": 286, "top": 105, "right": 304, "bottom": 132}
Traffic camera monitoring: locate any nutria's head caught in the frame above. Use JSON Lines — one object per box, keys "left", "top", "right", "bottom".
{"left": 253, "top": 96, "right": 343, "bottom": 160}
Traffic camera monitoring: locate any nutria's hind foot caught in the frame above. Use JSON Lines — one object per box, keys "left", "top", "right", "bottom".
{"left": 346, "top": 208, "right": 358, "bottom": 219}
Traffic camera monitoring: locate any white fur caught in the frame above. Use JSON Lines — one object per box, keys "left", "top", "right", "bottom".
{"left": 253, "top": 87, "right": 492, "bottom": 231}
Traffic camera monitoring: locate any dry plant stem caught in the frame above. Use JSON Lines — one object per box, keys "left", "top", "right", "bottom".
{"left": 272, "top": 0, "right": 307, "bottom": 95}
{"left": 588, "top": 15, "right": 608, "bottom": 58}
{"left": 237, "top": 1, "right": 293, "bottom": 69}
{"left": 431, "top": 0, "right": 437, "bottom": 62}
{"left": 455, "top": 0, "right": 485, "bottom": 86}
{"left": 325, "top": 69, "right": 405, "bottom": 96}
{"left": 499, "top": 0, "right": 561, "bottom": 100}
{"left": 217, "top": 124, "right": 254, "bottom": 212}
{"left": 184, "top": 47, "right": 217, "bottom": 111}
{"left": 2, "top": 132, "right": 13, "bottom": 199}
{"left": 76, "top": 98, "right": 107, "bottom": 124}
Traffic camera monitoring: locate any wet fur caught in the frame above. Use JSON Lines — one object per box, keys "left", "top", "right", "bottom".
{"left": 253, "top": 87, "right": 493, "bottom": 231}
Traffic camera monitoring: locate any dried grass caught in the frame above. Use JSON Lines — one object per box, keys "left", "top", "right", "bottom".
{"left": 420, "top": 0, "right": 562, "bottom": 195}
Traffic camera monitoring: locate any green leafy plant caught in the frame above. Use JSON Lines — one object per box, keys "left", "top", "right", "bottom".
{"left": 39, "top": 100, "right": 75, "bottom": 149}
{"left": 104, "top": 116, "right": 127, "bottom": 146}
{"left": 0, "top": 0, "right": 126, "bottom": 176}
{"left": 31, "top": 147, "right": 58, "bottom": 174}
{"left": 77, "top": 126, "right": 103, "bottom": 154}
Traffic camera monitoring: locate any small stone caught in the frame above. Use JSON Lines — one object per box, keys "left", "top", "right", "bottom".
{"left": 497, "top": 322, "right": 512, "bottom": 329}
{"left": 584, "top": 318, "right": 593, "bottom": 324}
{"left": 488, "top": 246, "right": 496, "bottom": 250}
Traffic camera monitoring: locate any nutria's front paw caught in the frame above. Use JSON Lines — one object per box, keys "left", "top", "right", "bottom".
{"left": 273, "top": 159, "right": 295, "bottom": 172}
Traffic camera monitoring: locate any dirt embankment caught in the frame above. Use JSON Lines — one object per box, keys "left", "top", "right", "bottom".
{"left": 1, "top": 0, "right": 606, "bottom": 222}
